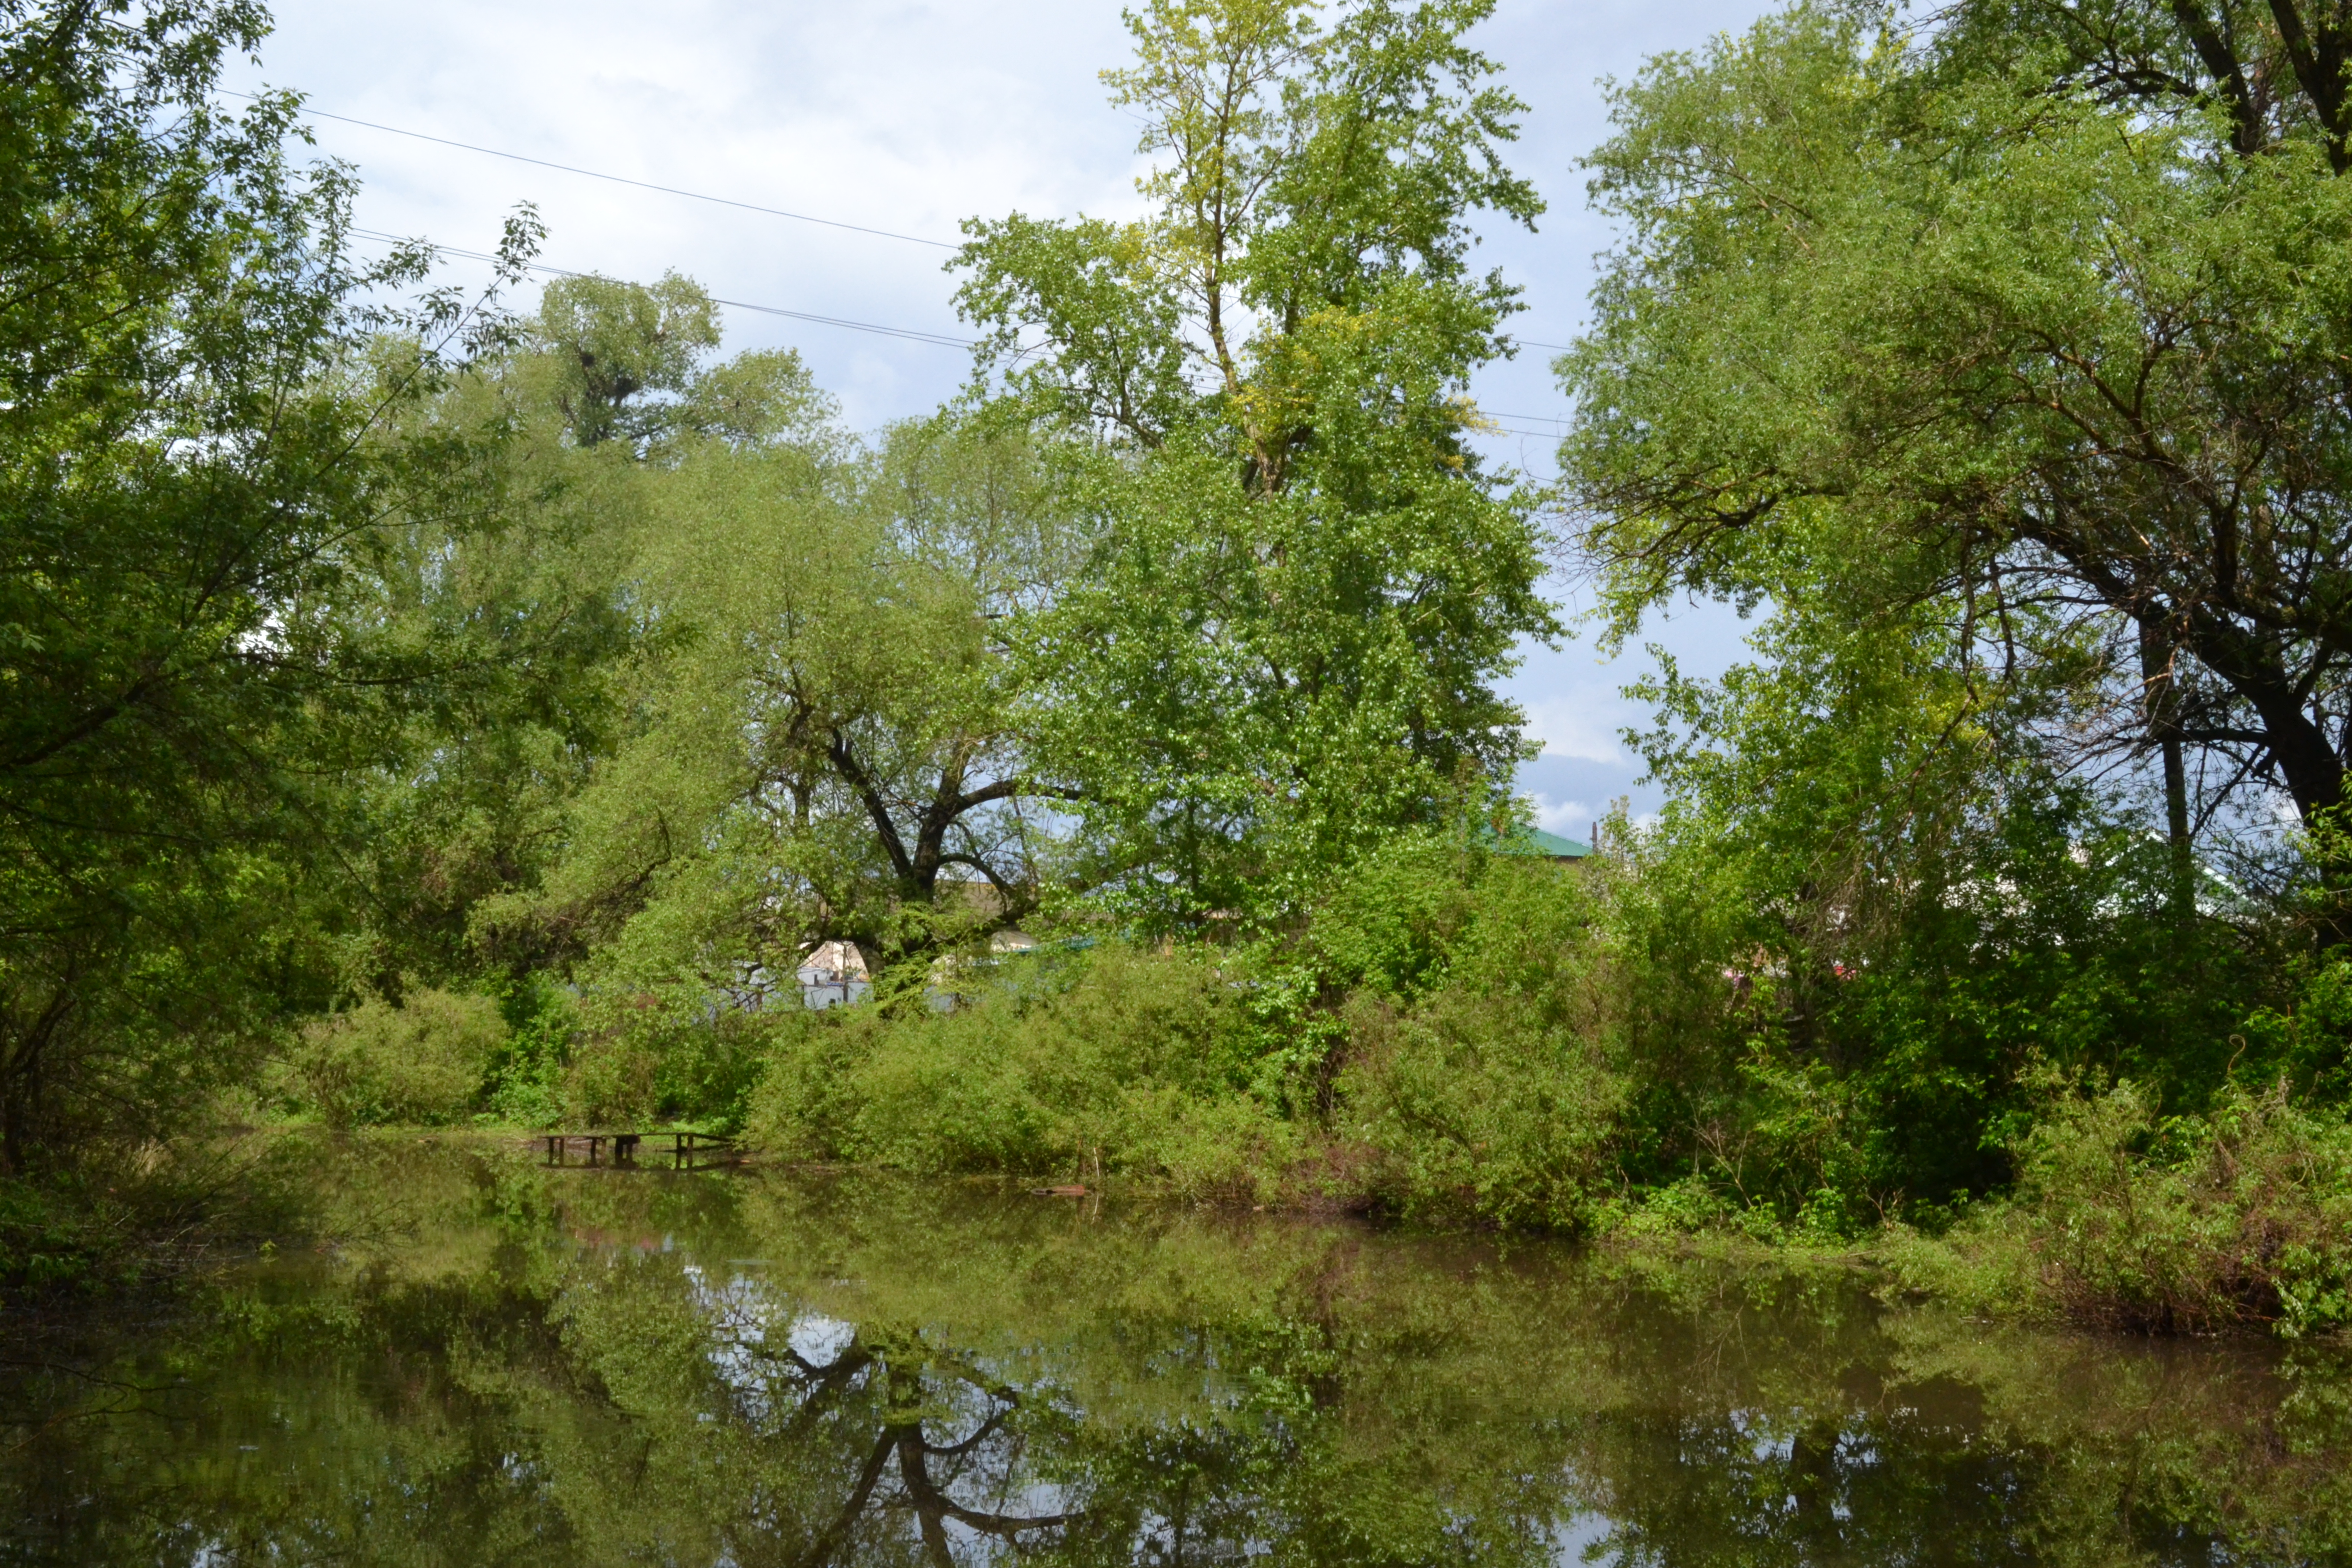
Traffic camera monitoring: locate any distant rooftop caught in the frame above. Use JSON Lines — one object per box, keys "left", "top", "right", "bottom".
{"left": 1491, "top": 825, "right": 1591, "bottom": 860}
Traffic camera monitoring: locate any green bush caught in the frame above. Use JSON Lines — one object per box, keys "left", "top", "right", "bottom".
{"left": 1336, "top": 854, "right": 1628, "bottom": 1229}
{"left": 289, "top": 989, "right": 507, "bottom": 1127}
{"left": 744, "top": 943, "right": 1301, "bottom": 1196}
{"left": 2240, "top": 959, "right": 2352, "bottom": 1105}
{"left": 0, "top": 1175, "right": 107, "bottom": 1291}
{"left": 559, "top": 991, "right": 774, "bottom": 1132}
{"left": 477, "top": 976, "right": 578, "bottom": 1126}
{"left": 1888, "top": 1081, "right": 2352, "bottom": 1336}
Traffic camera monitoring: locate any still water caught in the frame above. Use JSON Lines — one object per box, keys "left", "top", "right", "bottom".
{"left": 5, "top": 1136, "right": 2349, "bottom": 1565}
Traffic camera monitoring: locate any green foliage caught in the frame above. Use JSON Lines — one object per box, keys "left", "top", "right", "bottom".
{"left": 286, "top": 989, "right": 507, "bottom": 1129}
{"left": 478, "top": 976, "right": 578, "bottom": 1125}
{"left": 0, "top": 1129, "right": 323, "bottom": 1296}
{"left": 746, "top": 943, "right": 1301, "bottom": 1195}
{"left": 530, "top": 270, "right": 721, "bottom": 447}
{"left": 1890, "top": 1081, "right": 2352, "bottom": 1336}
{"left": 0, "top": 0, "right": 536, "bottom": 1171}
{"left": 1561, "top": 0, "right": 2352, "bottom": 911}
{"left": 958, "top": 0, "right": 1559, "bottom": 926}
{"left": 555, "top": 996, "right": 770, "bottom": 1133}
{"left": 2240, "top": 957, "right": 2352, "bottom": 1102}
{"left": 14, "top": 0, "right": 2350, "bottom": 1363}
{"left": 1337, "top": 854, "right": 1625, "bottom": 1229}
{"left": 520, "top": 409, "right": 1062, "bottom": 982}
{"left": 1529, "top": 0, "right": 2329, "bottom": 1251}
{"left": 0, "top": 1174, "right": 109, "bottom": 1291}
{"left": 353, "top": 281, "right": 832, "bottom": 989}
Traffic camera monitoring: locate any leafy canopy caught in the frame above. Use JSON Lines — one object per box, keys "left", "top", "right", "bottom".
{"left": 957, "top": 0, "right": 1560, "bottom": 925}
{"left": 0, "top": 0, "right": 530, "bottom": 1167}
{"left": 1563, "top": 1, "right": 2352, "bottom": 930}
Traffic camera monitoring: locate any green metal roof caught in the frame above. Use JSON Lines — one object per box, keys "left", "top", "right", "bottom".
{"left": 1498, "top": 825, "right": 1591, "bottom": 859}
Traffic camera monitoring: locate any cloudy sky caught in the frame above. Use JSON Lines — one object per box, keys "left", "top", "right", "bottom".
{"left": 225, "top": 0, "right": 1781, "bottom": 838}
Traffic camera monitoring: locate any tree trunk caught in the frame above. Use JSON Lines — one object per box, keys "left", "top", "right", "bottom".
{"left": 2138, "top": 619, "right": 2195, "bottom": 919}
{"left": 2186, "top": 618, "right": 2351, "bottom": 945}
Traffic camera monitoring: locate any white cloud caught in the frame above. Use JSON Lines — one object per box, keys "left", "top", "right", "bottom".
{"left": 1528, "top": 795, "right": 1595, "bottom": 837}
{"left": 1518, "top": 699, "right": 1625, "bottom": 765}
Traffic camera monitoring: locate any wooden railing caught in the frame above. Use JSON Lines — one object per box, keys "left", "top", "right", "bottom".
{"left": 540, "top": 1131, "right": 738, "bottom": 1168}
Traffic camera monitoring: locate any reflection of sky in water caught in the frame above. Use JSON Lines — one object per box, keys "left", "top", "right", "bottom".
{"left": 676, "top": 1259, "right": 1082, "bottom": 1553}
{"left": 673, "top": 1271, "right": 1882, "bottom": 1567}
{"left": 1545, "top": 1508, "right": 1617, "bottom": 1565}
{"left": 785, "top": 1308, "right": 857, "bottom": 1367}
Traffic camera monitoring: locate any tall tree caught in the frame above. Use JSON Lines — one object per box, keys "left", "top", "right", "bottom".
{"left": 356, "top": 274, "right": 849, "bottom": 987}
{"left": 1563, "top": 1, "right": 2352, "bottom": 932}
{"left": 0, "top": 0, "right": 525, "bottom": 1166}
{"left": 956, "top": 0, "right": 1559, "bottom": 926}
{"left": 505, "top": 399, "right": 1070, "bottom": 994}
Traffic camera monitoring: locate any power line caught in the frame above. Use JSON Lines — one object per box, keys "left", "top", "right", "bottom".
{"left": 350, "top": 229, "right": 978, "bottom": 349}
{"left": 230, "top": 90, "right": 960, "bottom": 251}
{"left": 225, "top": 95, "right": 1580, "bottom": 359}
{"left": 350, "top": 229, "right": 1573, "bottom": 391}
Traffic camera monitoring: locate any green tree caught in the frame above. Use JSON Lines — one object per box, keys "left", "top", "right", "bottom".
{"left": 957, "top": 0, "right": 1559, "bottom": 926}
{"left": 529, "top": 271, "right": 720, "bottom": 448}
{"left": 1562, "top": 0, "right": 2352, "bottom": 933}
{"left": 0, "top": 1, "right": 530, "bottom": 1167}
{"left": 513, "top": 407, "right": 1070, "bottom": 1006}
{"left": 350, "top": 274, "right": 851, "bottom": 991}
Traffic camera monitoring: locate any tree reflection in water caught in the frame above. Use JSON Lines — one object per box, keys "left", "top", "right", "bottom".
{"left": 755, "top": 1327, "right": 1077, "bottom": 1564}
{"left": 1, "top": 1142, "right": 2347, "bottom": 1567}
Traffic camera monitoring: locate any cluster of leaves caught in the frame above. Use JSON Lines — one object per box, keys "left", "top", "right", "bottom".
{"left": 0, "top": 0, "right": 537, "bottom": 1172}
{"left": 958, "top": 0, "right": 1559, "bottom": 924}
{"left": 1563, "top": 0, "right": 2352, "bottom": 924}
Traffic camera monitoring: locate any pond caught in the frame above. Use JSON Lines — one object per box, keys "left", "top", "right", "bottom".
{"left": 4, "top": 1137, "right": 2349, "bottom": 1565}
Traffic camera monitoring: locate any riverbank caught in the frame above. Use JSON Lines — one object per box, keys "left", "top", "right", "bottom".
{"left": 9, "top": 1106, "right": 2347, "bottom": 1348}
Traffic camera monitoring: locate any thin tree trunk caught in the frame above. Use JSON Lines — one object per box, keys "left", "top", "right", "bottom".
{"left": 2138, "top": 619, "right": 2195, "bottom": 919}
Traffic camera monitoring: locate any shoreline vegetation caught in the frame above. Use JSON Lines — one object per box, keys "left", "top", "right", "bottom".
{"left": 7, "top": 0, "right": 2352, "bottom": 1363}
{"left": 10, "top": 829, "right": 2350, "bottom": 1344}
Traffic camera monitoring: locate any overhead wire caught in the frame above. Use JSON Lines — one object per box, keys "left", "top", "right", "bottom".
{"left": 360, "top": 223, "right": 1574, "bottom": 434}
{"left": 228, "top": 90, "right": 960, "bottom": 250}
{"left": 249, "top": 93, "right": 1588, "bottom": 384}
{"left": 242, "top": 93, "right": 1585, "bottom": 362}
{"left": 350, "top": 229, "right": 978, "bottom": 349}
{"left": 352, "top": 231, "right": 1578, "bottom": 418}
{"left": 354, "top": 234, "right": 1574, "bottom": 442}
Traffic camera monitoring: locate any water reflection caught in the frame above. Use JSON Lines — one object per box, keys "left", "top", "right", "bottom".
{"left": 699, "top": 1283, "right": 1081, "bottom": 1561}
{"left": 3, "top": 1138, "right": 2348, "bottom": 1566}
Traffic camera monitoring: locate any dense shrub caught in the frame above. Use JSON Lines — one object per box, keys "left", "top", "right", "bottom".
{"left": 1336, "top": 853, "right": 1627, "bottom": 1228}
{"left": 560, "top": 992, "right": 782, "bottom": 1132}
{"left": 1, "top": 1132, "right": 327, "bottom": 1295}
{"left": 477, "top": 977, "right": 578, "bottom": 1126}
{"left": 2240, "top": 959, "right": 2352, "bottom": 1105}
{"left": 287, "top": 989, "right": 507, "bottom": 1128}
{"left": 745, "top": 943, "right": 1301, "bottom": 1197}
{"left": 1889, "top": 1081, "right": 2352, "bottom": 1336}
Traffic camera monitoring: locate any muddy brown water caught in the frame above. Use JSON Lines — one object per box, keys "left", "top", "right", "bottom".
{"left": 4, "top": 1135, "right": 2347, "bottom": 1564}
